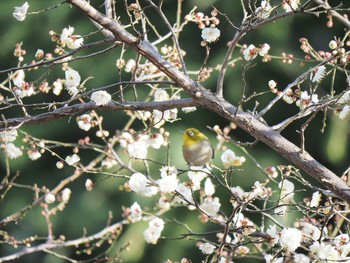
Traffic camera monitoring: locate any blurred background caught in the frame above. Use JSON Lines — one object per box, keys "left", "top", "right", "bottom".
{"left": 1, "top": 0, "right": 350, "bottom": 262}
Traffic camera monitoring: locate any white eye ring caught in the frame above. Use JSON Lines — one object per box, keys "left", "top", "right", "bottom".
{"left": 188, "top": 131, "right": 194, "bottom": 136}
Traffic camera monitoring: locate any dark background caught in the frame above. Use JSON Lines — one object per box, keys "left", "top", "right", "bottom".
{"left": 1, "top": 0, "right": 350, "bottom": 262}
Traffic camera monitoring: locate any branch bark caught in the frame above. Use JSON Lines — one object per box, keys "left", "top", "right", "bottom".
{"left": 0, "top": 98, "right": 195, "bottom": 130}
{"left": 57, "top": 0, "right": 350, "bottom": 202}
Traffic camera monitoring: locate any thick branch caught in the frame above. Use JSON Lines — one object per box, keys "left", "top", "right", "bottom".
{"left": 64, "top": 0, "right": 350, "bottom": 202}
{"left": 0, "top": 98, "right": 196, "bottom": 130}
{"left": 0, "top": 220, "right": 126, "bottom": 262}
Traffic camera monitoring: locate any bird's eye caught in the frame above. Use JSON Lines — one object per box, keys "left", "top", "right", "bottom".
{"left": 188, "top": 131, "right": 194, "bottom": 136}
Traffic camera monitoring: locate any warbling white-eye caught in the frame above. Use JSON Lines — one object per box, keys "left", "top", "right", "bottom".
{"left": 182, "top": 128, "right": 214, "bottom": 166}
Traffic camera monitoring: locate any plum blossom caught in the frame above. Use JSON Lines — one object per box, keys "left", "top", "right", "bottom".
{"left": 221, "top": 149, "right": 246, "bottom": 168}
{"left": 125, "top": 59, "right": 136, "bottom": 73}
{"left": 0, "top": 129, "right": 18, "bottom": 143}
{"left": 279, "top": 228, "right": 302, "bottom": 251}
{"left": 61, "top": 188, "right": 72, "bottom": 203}
{"left": 60, "top": 26, "right": 83, "bottom": 49}
{"left": 45, "top": 193, "right": 56, "bottom": 204}
{"left": 266, "top": 225, "right": 279, "bottom": 246}
{"left": 175, "top": 183, "right": 194, "bottom": 205}
{"left": 13, "top": 2, "right": 29, "bottom": 21}
{"left": 199, "top": 243, "right": 216, "bottom": 254}
{"left": 65, "top": 154, "right": 80, "bottom": 165}
{"left": 77, "top": 114, "right": 92, "bottom": 131}
{"left": 243, "top": 43, "right": 270, "bottom": 61}
{"left": 282, "top": 0, "right": 300, "bottom": 12}
{"left": 154, "top": 89, "right": 169, "bottom": 101}
{"left": 5, "top": 143, "right": 23, "bottom": 159}
{"left": 129, "top": 202, "right": 143, "bottom": 222}
{"left": 128, "top": 173, "right": 158, "bottom": 197}
{"left": 310, "top": 65, "right": 326, "bottom": 83}
{"left": 143, "top": 217, "right": 164, "bottom": 244}
{"left": 204, "top": 178, "right": 215, "bottom": 196}
{"left": 27, "top": 149, "right": 42, "bottom": 161}
{"left": 310, "top": 191, "right": 322, "bottom": 207}
{"left": 187, "top": 167, "right": 209, "bottom": 190}
{"left": 200, "top": 197, "right": 221, "bottom": 216}
{"left": 300, "top": 222, "right": 321, "bottom": 241}
{"left": 157, "top": 167, "right": 179, "bottom": 193}
{"left": 12, "top": 70, "right": 25, "bottom": 87}
{"left": 65, "top": 69, "right": 81, "bottom": 96}
{"left": 294, "top": 253, "right": 310, "bottom": 263}
{"left": 91, "top": 90, "right": 112, "bottom": 106}
{"left": 256, "top": 0, "right": 273, "bottom": 20}
{"left": 201, "top": 27, "right": 221, "bottom": 43}
{"left": 339, "top": 105, "right": 350, "bottom": 119}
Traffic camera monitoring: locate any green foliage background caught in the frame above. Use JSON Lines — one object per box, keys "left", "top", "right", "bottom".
{"left": 0, "top": 0, "right": 349, "bottom": 262}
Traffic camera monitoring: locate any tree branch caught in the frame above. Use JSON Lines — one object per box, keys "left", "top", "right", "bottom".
{"left": 0, "top": 220, "right": 126, "bottom": 262}
{"left": 0, "top": 98, "right": 196, "bottom": 130}
{"left": 58, "top": 0, "right": 350, "bottom": 202}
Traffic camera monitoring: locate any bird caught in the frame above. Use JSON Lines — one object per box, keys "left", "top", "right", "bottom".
{"left": 182, "top": 128, "right": 214, "bottom": 166}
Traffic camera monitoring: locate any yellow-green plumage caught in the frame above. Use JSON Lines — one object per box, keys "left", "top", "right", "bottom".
{"left": 182, "top": 128, "right": 214, "bottom": 166}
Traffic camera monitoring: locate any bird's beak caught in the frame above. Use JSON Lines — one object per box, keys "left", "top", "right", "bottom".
{"left": 179, "top": 130, "right": 185, "bottom": 134}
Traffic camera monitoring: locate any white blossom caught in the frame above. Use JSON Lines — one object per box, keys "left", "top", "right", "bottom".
{"left": 182, "top": 107, "right": 197, "bottom": 113}
{"left": 45, "top": 193, "right": 56, "bottom": 204}
{"left": 259, "top": 43, "right": 270, "bottom": 56}
{"left": 61, "top": 188, "right": 72, "bottom": 203}
{"left": 149, "top": 133, "right": 165, "bottom": 149}
{"left": 85, "top": 179, "right": 94, "bottom": 191}
{"left": 0, "top": 129, "right": 18, "bottom": 143}
{"left": 128, "top": 173, "right": 158, "bottom": 197}
{"left": 56, "top": 161, "right": 64, "bottom": 169}
{"left": 268, "top": 80, "right": 277, "bottom": 89}
{"left": 154, "top": 89, "right": 169, "bottom": 101}
{"left": 200, "top": 197, "right": 221, "bottom": 216}
{"left": 339, "top": 105, "right": 350, "bottom": 119}
{"left": 266, "top": 225, "right": 279, "bottom": 246}
{"left": 53, "top": 80, "right": 64, "bottom": 96}
{"left": 175, "top": 183, "right": 194, "bottom": 205}
{"left": 129, "top": 202, "right": 142, "bottom": 222}
{"left": 337, "top": 91, "right": 350, "bottom": 104}
{"left": 143, "top": 217, "right": 164, "bottom": 244}
{"left": 311, "top": 65, "right": 326, "bottom": 83}
{"left": 61, "top": 26, "right": 83, "bottom": 49}
{"left": 279, "top": 228, "right": 302, "bottom": 251}
{"left": 157, "top": 173, "right": 179, "bottom": 193}
{"left": 204, "top": 178, "right": 215, "bottom": 196}
{"left": 12, "top": 70, "right": 25, "bottom": 87}
{"left": 127, "top": 139, "right": 148, "bottom": 159}
{"left": 27, "top": 149, "right": 41, "bottom": 161}
{"left": 310, "top": 191, "right": 322, "bottom": 207}
{"left": 65, "top": 69, "right": 81, "bottom": 96}
{"left": 199, "top": 243, "right": 216, "bottom": 255}
{"left": 125, "top": 59, "right": 136, "bottom": 73}
{"left": 201, "top": 27, "right": 220, "bottom": 43}
{"left": 187, "top": 167, "right": 208, "bottom": 190}
{"left": 264, "top": 254, "right": 284, "bottom": 263}
{"left": 294, "top": 253, "right": 310, "bottom": 263}
{"left": 329, "top": 40, "right": 338, "bottom": 50}
{"left": 13, "top": 2, "right": 29, "bottom": 21}
{"left": 256, "top": 0, "right": 273, "bottom": 20}
{"left": 300, "top": 222, "right": 321, "bottom": 241}
{"left": 279, "top": 179, "right": 294, "bottom": 201}
{"left": 221, "top": 149, "right": 246, "bottom": 168}
{"left": 243, "top": 44, "right": 258, "bottom": 61}
{"left": 77, "top": 114, "right": 92, "bottom": 131}
{"left": 91, "top": 90, "right": 112, "bottom": 106}
{"left": 5, "top": 143, "right": 23, "bottom": 159}
{"left": 282, "top": 0, "right": 300, "bottom": 12}
{"left": 65, "top": 154, "right": 80, "bottom": 165}
{"left": 310, "top": 241, "right": 334, "bottom": 259}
